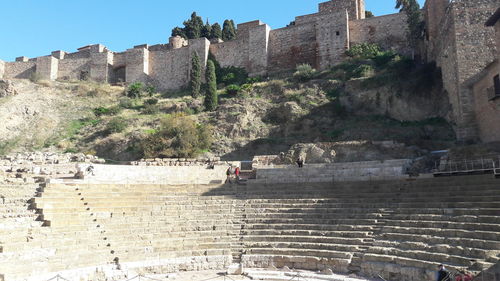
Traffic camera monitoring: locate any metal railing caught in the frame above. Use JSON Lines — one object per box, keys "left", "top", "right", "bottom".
{"left": 433, "top": 156, "right": 500, "bottom": 176}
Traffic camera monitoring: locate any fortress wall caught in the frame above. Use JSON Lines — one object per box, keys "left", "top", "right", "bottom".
{"left": 319, "top": 0, "right": 364, "bottom": 20}
{"left": 267, "top": 23, "right": 318, "bottom": 73}
{"left": 210, "top": 40, "right": 248, "bottom": 69}
{"left": 424, "top": 0, "right": 449, "bottom": 59}
{"left": 57, "top": 58, "right": 90, "bottom": 80}
{"left": 316, "top": 11, "right": 350, "bottom": 69}
{"left": 125, "top": 47, "right": 149, "bottom": 83}
{"left": 149, "top": 38, "right": 209, "bottom": 91}
{"left": 425, "top": 0, "right": 498, "bottom": 141}
{"left": 0, "top": 60, "right": 4, "bottom": 79}
{"left": 90, "top": 51, "right": 113, "bottom": 83}
{"left": 112, "top": 52, "right": 126, "bottom": 67}
{"left": 149, "top": 47, "right": 190, "bottom": 91}
{"left": 349, "top": 13, "right": 410, "bottom": 55}
{"left": 472, "top": 61, "right": 500, "bottom": 143}
{"left": 4, "top": 61, "right": 36, "bottom": 79}
{"left": 36, "top": 56, "right": 59, "bottom": 80}
{"left": 248, "top": 23, "right": 271, "bottom": 76}
{"left": 64, "top": 49, "right": 90, "bottom": 60}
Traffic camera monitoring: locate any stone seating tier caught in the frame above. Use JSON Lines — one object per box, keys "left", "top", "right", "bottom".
{"left": 0, "top": 175, "right": 499, "bottom": 281}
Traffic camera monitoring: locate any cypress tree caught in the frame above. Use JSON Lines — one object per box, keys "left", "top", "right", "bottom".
{"left": 222, "top": 20, "right": 236, "bottom": 41}
{"left": 211, "top": 23, "right": 222, "bottom": 39}
{"left": 190, "top": 52, "right": 202, "bottom": 98}
{"left": 204, "top": 60, "right": 218, "bottom": 111}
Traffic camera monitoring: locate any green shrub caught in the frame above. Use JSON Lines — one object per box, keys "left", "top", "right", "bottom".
{"left": 226, "top": 84, "right": 241, "bottom": 95}
{"left": 346, "top": 43, "right": 381, "bottom": 59}
{"left": 119, "top": 97, "right": 137, "bottom": 109}
{"left": 127, "top": 82, "right": 144, "bottom": 98}
{"left": 93, "top": 106, "right": 121, "bottom": 117}
{"left": 29, "top": 72, "right": 42, "bottom": 83}
{"left": 145, "top": 86, "right": 156, "bottom": 96}
{"left": 106, "top": 117, "right": 127, "bottom": 134}
{"left": 144, "top": 98, "right": 159, "bottom": 105}
{"left": 246, "top": 77, "right": 262, "bottom": 84}
{"left": 353, "top": 64, "right": 374, "bottom": 78}
{"left": 219, "top": 66, "right": 248, "bottom": 85}
{"left": 373, "top": 51, "right": 396, "bottom": 67}
{"left": 293, "top": 64, "right": 316, "bottom": 82}
{"left": 140, "top": 113, "right": 213, "bottom": 158}
{"left": 142, "top": 104, "right": 160, "bottom": 115}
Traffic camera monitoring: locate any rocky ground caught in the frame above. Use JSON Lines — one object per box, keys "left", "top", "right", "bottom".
{"left": 0, "top": 74, "right": 458, "bottom": 162}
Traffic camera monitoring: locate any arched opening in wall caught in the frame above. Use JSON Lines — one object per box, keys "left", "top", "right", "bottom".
{"left": 80, "top": 71, "right": 89, "bottom": 81}
{"left": 110, "top": 66, "right": 126, "bottom": 85}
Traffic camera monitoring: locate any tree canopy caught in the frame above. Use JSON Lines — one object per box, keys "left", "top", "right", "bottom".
{"left": 171, "top": 12, "right": 236, "bottom": 41}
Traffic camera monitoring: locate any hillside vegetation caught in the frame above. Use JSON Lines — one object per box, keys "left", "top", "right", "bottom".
{"left": 0, "top": 45, "right": 457, "bottom": 161}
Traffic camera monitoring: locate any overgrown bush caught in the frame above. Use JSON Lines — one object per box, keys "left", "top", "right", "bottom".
{"left": 127, "top": 82, "right": 144, "bottom": 98}
{"left": 144, "top": 98, "right": 159, "bottom": 105}
{"left": 93, "top": 106, "right": 122, "bottom": 117}
{"left": 145, "top": 86, "right": 156, "bottom": 96}
{"left": 293, "top": 64, "right": 317, "bottom": 82}
{"left": 105, "top": 117, "right": 127, "bottom": 134}
{"left": 226, "top": 84, "right": 241, "bottom": 95}
{"left": 119, "top": 97, "right": 138, "bottom": 109}
{"left": 140, "top": 113, "right": 213, "bottom": 158}
{"left": 142, "top": 104, "right": 160, "bottom": 115}
{"left": 346, "top": 43, "right": 381, "bottom": 59}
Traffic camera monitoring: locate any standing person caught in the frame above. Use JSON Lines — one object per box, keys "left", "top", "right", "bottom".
{"left": 296, "top": 157, "right": 304, "bottom": 168}
{"left": 437, "top": 264, "right": 451, "bottom": 281}
{"left": 226, "top": 166, "right": 233, "bottom": 184}
{"left": 235, "top": 166, "right": 240, "bottom": 182}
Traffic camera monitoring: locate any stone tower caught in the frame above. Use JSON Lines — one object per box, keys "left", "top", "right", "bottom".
{"left": 319, "top": 0, "right": 366, "bottom": 20}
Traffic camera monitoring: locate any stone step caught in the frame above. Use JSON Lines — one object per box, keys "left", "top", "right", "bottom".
{"left": 242, "top": 235, "right": 370, "bottom": 246}
{"left": 379, "top": 232, "right": 500, "bottom": 250}
{"left": 246, "top": 248, "right": 353, "bottom": 259}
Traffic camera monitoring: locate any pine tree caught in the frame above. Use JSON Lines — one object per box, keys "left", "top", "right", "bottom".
{"left": 201, "top": 20, "right": 212, "bottom": 39}
{"left": 171, "top": 26, "right": 186, "bottom": 39}
{"left": 222, "top": 20, "right": 236, "bottom": 41}
{"left": 204, "top": 60, "right": 218, "bottom": 111}
{"left": 184, "top": 12, "right": 204, "bottom": 39}
{"left": 211, "top": 23, "right": 222, "bottom": 39}
{"left": 190, "top": 52, "right": 202, "bottom": 98}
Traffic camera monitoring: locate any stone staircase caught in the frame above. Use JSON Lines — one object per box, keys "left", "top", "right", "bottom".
{"left": 0, "top": 175, "right": 499, "bottom": 281}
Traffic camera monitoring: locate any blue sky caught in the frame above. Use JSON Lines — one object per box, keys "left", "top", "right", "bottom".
{"left": 0, "top": 0, "right": 425, "bottom": 62}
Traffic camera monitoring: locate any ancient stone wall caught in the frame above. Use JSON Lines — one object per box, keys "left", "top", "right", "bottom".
{"left": 472, "top": 61, "right": 500, "bottom": 142}
{"left": 425, "top": 0, "right": 498, "bottom": 141}
{"left": 349, "top": 13, "right": 410, "bottom": 55}
{"left": 316, "top": 11, "right": 350, "bottom": 69}
{"left": 36, "top": 56, "right": 58, "bottom": 80}
{"left": 319, "top": 0, "right": 365, "bottom": 20}
{"left": 267, "top": 24, "right": 318, "bottom": 72}
{"left": 4, "top": 61, "right": 35, "bottom": 79}
{"left": 57, "top": 58, "right": 90, "bottom": 80}
{"left": 125, "top": 47, "right": 149, "bottom": 83}
{"left": 149, "top": 38, "right": 209, "bottom": 91}
{"left": 90, "top": 51, "right": 113, "bottom": 83}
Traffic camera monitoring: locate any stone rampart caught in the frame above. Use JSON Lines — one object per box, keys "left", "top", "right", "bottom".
{"left": 424, "top": 0, "right": 498, "bottom": 141}
{"left": 4, "top": 61, "right": 35, "bottom": 79}
{"left": 349, "top": 13, "right": 410, "bottom": 56}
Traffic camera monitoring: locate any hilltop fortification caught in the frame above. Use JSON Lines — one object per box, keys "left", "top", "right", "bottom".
{"left": 0, "top": 0, "right": 409, "bottom": 90}
{"left": 0, "top": 0, "right": 498, "bottom": 143}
